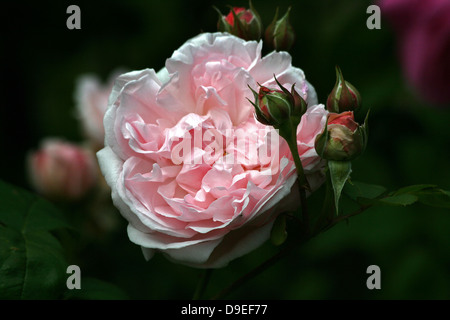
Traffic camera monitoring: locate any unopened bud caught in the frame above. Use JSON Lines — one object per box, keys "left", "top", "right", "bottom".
{"left": 248, "top": 76, "right": 307, "bottom": 129}
{"left": 249, "top": 85, "right": 291, "bottom": 127}
{"left": 265, "top": 7, "right": 295, "bottom": 51}
{"left": 290, "top": 83, "right": 308, "bottom": 122}
{"left": 215, "top": 1, "right": 262, "bottom": 41}
{"left": 315, "top": 111, "right": 368, "bottom": 161}
{"left": 326, "top": 66, "right": 362, "bottom": 113}
{"left": 28, "top": 139, "right": 99, "bottom": 201}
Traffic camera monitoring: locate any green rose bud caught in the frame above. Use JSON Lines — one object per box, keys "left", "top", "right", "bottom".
{"left": 248, "top": 76, "right": 307, "bottom": 129}
{"left": 326, "top": 66, "right": 362, "bottom": 113}
{"left": 265, "top": 7, "right": 295, "bottom": 51}
{"left": 251, "top": 86, "right": 291, "bottom": 127}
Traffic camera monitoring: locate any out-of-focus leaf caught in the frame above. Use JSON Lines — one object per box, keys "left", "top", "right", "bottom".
{"left": 379, "top": 194, "right": 418, "bottom": 206}
{"left": 0, "top": 180, "right": 69, "bottom": 299}
{"left": 344, "top": 181, "right": 387, "bottom": 201}
{"left": 354, "top": 184, "right": 450, "bottom": 209}
{"left": 392, "top": 184, "right": 437, "bottom": 196}
{"left": 415, "top": 188, "right": 450, "bottom": 209}
{"left": 385, "top": 185, "right": 450, "bottom": 208}
{"left": 63, "top": 278, "right": 129, "bottom": 300}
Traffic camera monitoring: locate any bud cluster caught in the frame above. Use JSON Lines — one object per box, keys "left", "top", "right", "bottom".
{"left": 215, "top": 2, "right": 263, "bottom": 41}
{"left": 315, "top": 66, "right": 367, "bottom": 162}
{"left": 215, "top": 1, "right": 295, "bottom": 51}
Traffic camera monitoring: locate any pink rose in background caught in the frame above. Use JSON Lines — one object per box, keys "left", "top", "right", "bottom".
{"left": 379, "top": 0, "right": 450, "bottom": 105}
{"left": 28, "top": 139, "right": 99, "bottom": 201}
{"left": 75, "top": 71, "right": 125, "bottom": 149}
{"left": 97, "top": 32, "right": 327, "bottom": 268}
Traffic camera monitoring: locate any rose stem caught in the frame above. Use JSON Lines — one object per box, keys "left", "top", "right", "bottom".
{"left": 210, "top": 204, "right": 374, "bottom": 300}
{"left": 192, "top": 268, "right": 213, "bottom": 300}
{"left": 286, "top": 129, "right": 309, "bottom": 236}
{"left": 211, "top": 241, "right": 297, "bottom": 300}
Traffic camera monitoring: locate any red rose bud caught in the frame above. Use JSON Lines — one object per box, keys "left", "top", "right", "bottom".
{"left": 265, "top": 7, "right": 295, "bottom": 51}
{"left": 315, "top": 111, "right": 368, "bottom": 161}
{"left": 326, "top": 66, "right": 362, "bottom": 113}
{"left": 215, "top": 1, "right": 262, "bottom": 41}
{"left": 28, "top": 139, "right": 99, "bottom": 201}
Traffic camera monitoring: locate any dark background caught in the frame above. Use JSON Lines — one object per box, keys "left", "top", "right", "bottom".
{"left": 1, "top": 0, "right": 449, "bottom": 299}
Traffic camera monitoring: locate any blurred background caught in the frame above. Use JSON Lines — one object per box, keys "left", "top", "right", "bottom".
{"left": 1, "top": 0, "right": 449, "bottom": 299}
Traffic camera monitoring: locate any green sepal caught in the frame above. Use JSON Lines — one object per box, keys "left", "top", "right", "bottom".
{"left": 359, "top": 109, "right": 370, "bottom": 154}
{"left": 213, "top": 6, "right": 231, "bottom": 33}
{"left": 273, "top": 7, "right": 295, "bottom": 51}
{"left": 266, "top": 93, "right": 290, "bottom": 121}
{"left": 264, "top": 7, "right": 279, "bottom": 48}
{"left": 328, "top": 160, "right": 352, "bottom": 214}
{"left": 270, "top": 213, "right": 288, "bottom": 246}
{"left": 247, "top": 0, "right": 263, "bottom": 40}
{"left": 247, "top": 84, "right": 259, "bottom": 102}
{"left": 229, "top": 6, "right": 248, "bottom": 39}
{"left": 314, "top": 120, "right": 329, "bottom": 159}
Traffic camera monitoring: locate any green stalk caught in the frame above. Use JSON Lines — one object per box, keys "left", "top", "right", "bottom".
{"left": 283, "top": 123, "right": 309, "bottom": 235}
{"left": 192, "top": 269, "right": 213, "bottom": 300}
{"left": 312, "top": 167, "right": 334, "bottom": 234}
{"left": 211, "top": 203, "right": 374, "bottom": 299}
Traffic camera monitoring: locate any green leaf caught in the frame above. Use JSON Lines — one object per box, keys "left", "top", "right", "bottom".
{"left": 344, "top": 181, "right": 387, "bottom": 201}
{"left": 379, "top": 185, "right": 450, "bottom": 208}
{"left": 392, "top": 184, "right": 437, "bottom": 196}
{"left": 328, "top": 160, "right": 352, "bottom": 214}
{"left": 0, "top": 180, "right": 69, "bottom": 299}
{"left": 346, "top": 183, "right": 450, "bottom": 209}
{"left": 270, "top": 214, "right": 287, "bottom": 246}
{"left": 63, "top": 278, "right": 129, "bottom": 300}
{"left": 379, "top": 194, "right": 418, "bottom": 206}
{"left": 415, "top": 188, "right": 450, "bottom": 209}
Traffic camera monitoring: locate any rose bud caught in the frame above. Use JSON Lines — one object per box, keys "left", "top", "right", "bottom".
{"left": 265, "top": 7, "right": 296, "bottom": 51}
{"left": 215, "top": 1, "right": 262, "bottom": 41}
{"left": 248, "top": 76, "right": 307, "bottom": 129}
{"left": 28, "top": 139, "right": 99, "bottom": 201}
{"left": 289, "top": 82, "right": 308, "bottom": 123}
{"left": 315, "top": 111, "right": 368, "bottom": 161}
{"left": 326, "top": 66, "right": 362, "bottom": 113}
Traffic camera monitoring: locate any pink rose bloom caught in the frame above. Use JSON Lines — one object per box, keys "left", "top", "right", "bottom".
{"left": 75, "top": 71, "right": 124, "bottom": 149}
{"left": 97, "top": 33, "right": 327, "bottom": 268}
{"left": 379, "top": 0, "right": 450, "bottom": 105}
{"left": 28, "top": 139, "right": 99, "bottom": 201}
